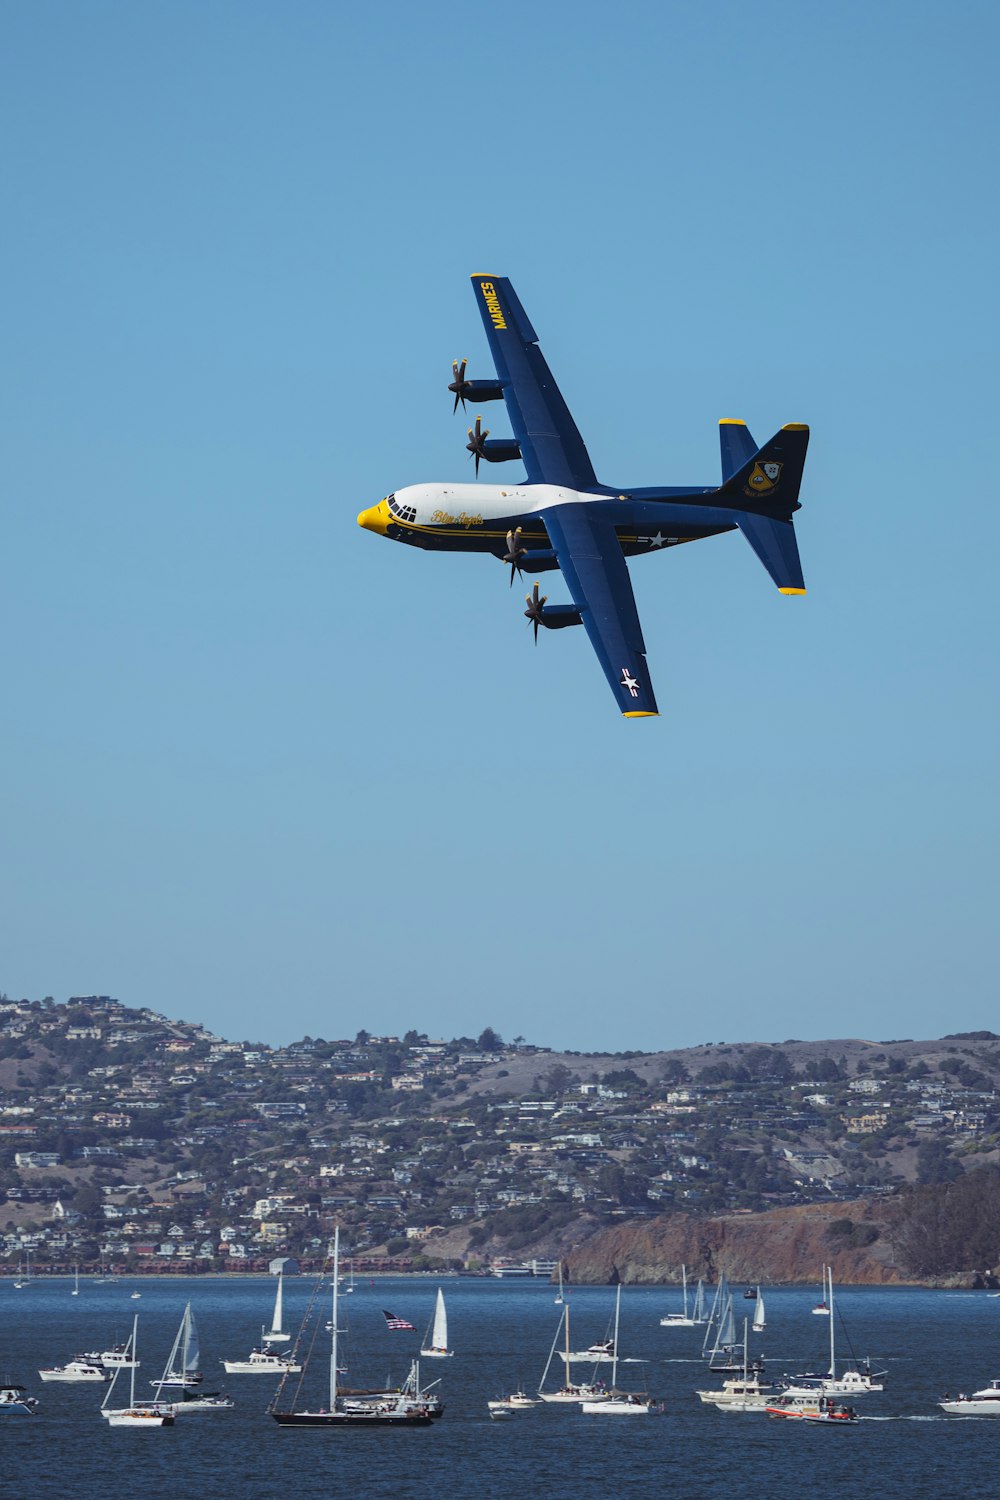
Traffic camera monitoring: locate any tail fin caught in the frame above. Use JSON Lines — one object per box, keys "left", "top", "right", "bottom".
{"left": 718, "top": 419, "right": 757, "bottom": 482}
{"left": 735, "top": 512, "right": 806, "bottom": 594}
{"left": 717, "top": 423, "right": 809, "bottom": 518}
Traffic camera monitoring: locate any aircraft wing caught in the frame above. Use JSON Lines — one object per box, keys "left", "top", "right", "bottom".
{"left": 540, "top": 504, "right": 658, "bottom": 718}
{"left": 470, "top": 275, "right": 599, "bottom": 489}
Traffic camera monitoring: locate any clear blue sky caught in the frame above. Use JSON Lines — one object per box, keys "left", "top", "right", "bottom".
{"left": 2, "top": 0, "right": 997, "bottom": 1051}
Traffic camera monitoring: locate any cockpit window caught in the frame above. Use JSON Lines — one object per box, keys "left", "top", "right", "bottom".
{"left": 386, "top": 493, "right": 416, "bottom": 524}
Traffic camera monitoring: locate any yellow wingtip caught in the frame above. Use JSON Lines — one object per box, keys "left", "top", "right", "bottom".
{"left": 779, "top": 587, "right": 807, "bottom": 595}
{"left": 623, "top": 711, "right": 659, "bottom": 718}
{"left": 781, "top": 423, "right": 809, "bottom": 431}
{"left": 719, "top": 418, "right": 747, "bottom": 426}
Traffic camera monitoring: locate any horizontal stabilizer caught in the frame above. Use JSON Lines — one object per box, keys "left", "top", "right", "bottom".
{"left": 719, "top": 420, "right": 758, "bottom": 482}
{"left": 735, "top": 512, "right": 806, "bottom": 594}
{"left": 717, "top": 423, "right": 809, "bottom": 517}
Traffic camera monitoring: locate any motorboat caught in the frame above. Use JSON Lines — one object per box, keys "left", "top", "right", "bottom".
{"left": 697, "top": 1321, "right": 781, "bottom": 1411}
{"left": 567, "top": 1338, "right": 615, "bottom": 1364}
{"left": 766, "top": 1394, "right": 858, "bottom": 1423}
{"left": 100, "top": 1343, "right": 139, "bottom": 1371}
{"left": 488, "top": 1390, "right": 539, "bottom": 1412}
{"left": 222, "top": 1342, "right": 301, "bottom": 1376}
{"left": 0, "top": 1382, "right": 38, "bottom": 1415}
{"left": 940, "top": 1379, "right": 1000, "bottom": 1415}
{"left": 38, "top": 1357, "right": 107, "bottom": 1383}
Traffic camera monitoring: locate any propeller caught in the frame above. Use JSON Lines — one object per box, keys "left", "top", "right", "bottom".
{"left": 524, "top": 581, "right": 548, "bottom": 644}
{"left": 466, "top": 415, "right": 489, "bottom": 477}
{"left": 502, "top": 527, "right": 527, "bottom": 586}
{"left": 448, "top": 358, "right": 469, "bottom": 413}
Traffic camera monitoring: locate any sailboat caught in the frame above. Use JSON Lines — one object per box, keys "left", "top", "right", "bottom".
{"left": 265, "top": 1269, "right": 290, "bottom": 1343}
{"left": 554, "top": 1261, "right": 564, "bottom": 1305}
{"left": 420, "top": 1288, "right": 453, "bottom": 1359}
{"left": 660, "top": 1265, "right": 698, "bottom": 1327}
{"left": 701, "top": 1275, "right": 727, "bottom": 1357}
{"left": 784, "top": 1268, "right": 886, "bottom": 1396}
{"left": 71, "top": 1265, "right": 80, "bottom": 1297}
{"left": 271, "top": 1227, "right": 434, "bottom": 1426}
{"left": 708, "top": 1288, "right": 742, "bottom": 1371}
{"left": 151, "top": 1303, "right": 203, "bottom": 1391}
{"left": 752, "top": 1290, "right": 766, "bottom": 1333}
{"left": 581, "top": 1286, "right": 657, "bottom": 1414}
{"left": 691, "top": 1278, "right": 707, "bottom": 1324}
{"left": 537, "top": 1304, "right": 605, "bottom": 1403}
{"left": 812, "top": 1268, "right": 831, "bottom": 1315}
{"left": 102, "top": 1316, "right": 174, "bottom": 1427}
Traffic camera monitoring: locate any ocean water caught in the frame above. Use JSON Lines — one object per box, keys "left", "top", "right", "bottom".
{"left": 3, "top": 1276, "right": 998, "bottom": 1500}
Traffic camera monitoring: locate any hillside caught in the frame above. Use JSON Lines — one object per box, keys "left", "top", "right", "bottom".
{"left": 2, "top": 993, "right": 999, "bottom": 1283}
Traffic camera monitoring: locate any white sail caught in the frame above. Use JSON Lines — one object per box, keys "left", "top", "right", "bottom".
{"left": 421, "top": 1287, "right": 452, "bottom": 1357}
{"left": 692, "top": 1279, "right": 706, "bottom": 1323}
{"left": 181, "top": 1303, "right": 200, "bottom": 1375}
{"left": 267, "top": 1271, "right": 289, "bottom": 1341}
{"left": 752, "top": 1290, "right": 766, "bottom": 1332}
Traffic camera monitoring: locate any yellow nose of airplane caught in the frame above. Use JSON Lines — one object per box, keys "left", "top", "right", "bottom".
{"left": 357, "top": 499, "right": 390, "bottom": 535}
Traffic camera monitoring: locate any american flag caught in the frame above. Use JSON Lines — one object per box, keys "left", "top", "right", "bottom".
{"left": 382, "top": 1309, "right": 415, "bottom": 1331}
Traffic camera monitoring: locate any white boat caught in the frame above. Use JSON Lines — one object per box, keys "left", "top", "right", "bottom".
{"left": 812, "top": 1268, "right": 831, "bottom": 1315}
{"left": 39, "top": 1357, "right": 108, "bottom": 1383}
{"left": 222, "top": 1338, "right": 302, "bottom": 1376}
{"left": 488, "top": 1390, "right": 539, "bottom": 1412}
{"left": 554, "top": 1261, "right": 564, "bottom": 1305}
{"left": 784, "top": 1269, "right": 885, "bottom": 1396}
{"left": 130, "top": 1291, "right": 141, "bottom": 1300}
{"left": 752, "top": 1289, "right": 766, "bottom": 1333}
{"left": 100, "top": 1342, "right": 139, "bottom": 1371}
{"left": 71, "top": 1265, "right": 80, "bottom": 1297}
{"left": 581, "top": 1287, "right": 657, "bottom": 1415}
{"left": 150, "top": 1302, "right": 203, "bottom": 1392}
{"left": 697, "top": 1322, "right": 780, "bottom": 1411}
{"left": 537, "top": 1304, "right": 606, "bottom": 1403}
{"left": 420, "top": 1287, "right": 453, "bottom": 1358}
{"left": 941, "top": 1379, "right": 1000, "bottom": 1415}
{"left": 265, "top": 1269, "right": 290, "bottom": 1343}
{"left": 660, "top": 1265, "right": 698, "bottom": 1328}
{"left": 0, "top": 1382, "right": 38, "bottom": 1415}
{"left": 101, "top": 1316, "right": 175, "bottom": 1428}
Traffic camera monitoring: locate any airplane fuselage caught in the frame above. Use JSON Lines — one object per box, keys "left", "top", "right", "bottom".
{"left": 358, "top": 482, "right": 737, "bottom": 568}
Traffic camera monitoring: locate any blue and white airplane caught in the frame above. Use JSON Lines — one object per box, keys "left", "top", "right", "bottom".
{"left": 358, "top": 276, "right": 809, "bottom": 719}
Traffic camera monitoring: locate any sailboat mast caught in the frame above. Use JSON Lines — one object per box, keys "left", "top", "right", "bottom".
{"left": 611, "top": 1285, "right": 620, "bottom": 1390}
{"left": 330, "top": 1226, "right": 340, "bottom": 1410}
{"left": 129, "top": 1313, "right": 138, "bottom": 1408}
{"left": 828, "top": 1266, "right": 836, "bottom": 1378}
{"left": 564, "top": 1300, "right": 572, "bottom": 1389}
